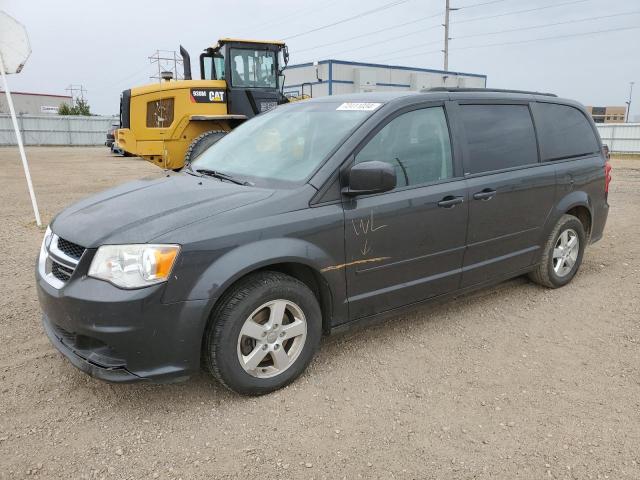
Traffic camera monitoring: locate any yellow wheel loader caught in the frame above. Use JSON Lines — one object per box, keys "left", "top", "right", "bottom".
{"left": 116, "top": 39, "right": 290, "bottom": 170}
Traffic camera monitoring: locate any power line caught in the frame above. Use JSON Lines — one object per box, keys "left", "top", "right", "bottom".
{"left": 365, "top": 40, "right": 442, "bottom": 61}
{"left": 367, "top": 47, "right": 442, "bottom": 64}
{"left": 453, "top": 10, "right": 640, "bottom": 40}
{"left": 453, "top": 24, "right": 640, "bottom": 51}
{"left": 297, "top": 0, "right": 590, "bottom": 58}
{"left": 91, "top": 64, "right": 152, "bottom": 94}
{"left": 282, "top": 0, "right": 411, "bottom": 40}
{"left": 297, "top": 22, "right": 442, "bottom": 63}
{"left": 300, "top": 0, "right": 527, "bottom": 64}
{"left": 244, "top": 0, "right": 344, "bottom": 35}
{"left": 454, "top": 0, "right": 510, "bottom": 10}
{"left": 295, "top": 11, "right": 443, "bottom": 54}
{"left": 453, "top": 0, "right": 588, "bottom": 24}
{"left": 292, "top": 0, "right": 574, "bottom": 64}
{"left": 372, "top": 24, "right": 640, "bottom": 63}
{"left": 364, "top": 0, "right": 608, "bottom": 69}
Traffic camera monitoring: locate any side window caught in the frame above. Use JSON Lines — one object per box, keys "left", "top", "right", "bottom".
{"left": 214, "top": 56, "right": 225, "bottom": 80}
{"left": 532, "top": 103, "right": 600, "bottom": 161}
{"left": 232, "top": 55, "right": 248, "bottom": 86}
{"left": 201, "top": 56, "right": 213, "bottom": 80}
{"left": 355, "top": 107, "right": 453, "bottom": 188}
{"left": 146, "top": 98, "right": 174, "bottom": 128}
{"left": 459, "top": 104, "right": 538, "bottom": 174}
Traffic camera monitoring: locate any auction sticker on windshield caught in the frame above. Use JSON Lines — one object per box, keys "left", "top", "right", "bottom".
{"left": 336, "top": 102, "right": 382, "bottom": 111}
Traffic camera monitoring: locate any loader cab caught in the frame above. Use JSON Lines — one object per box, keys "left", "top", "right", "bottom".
{"left": 202, "top": 39, "right": 289, "bottom": 119}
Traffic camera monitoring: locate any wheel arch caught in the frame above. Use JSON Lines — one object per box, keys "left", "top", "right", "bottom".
{"left": 565, "top": 205, "right": 592, "bottom": 239}
{"left": 537, "top": 190, "right": 593, "bottom": 259}
{"left": 185, "top": 238, "right": 345, "bottom": 338}
{"left": 255, "top": 262, "right": 334, "bottom": 334}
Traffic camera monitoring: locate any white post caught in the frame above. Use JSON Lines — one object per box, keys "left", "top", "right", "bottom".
{"left": 0, "top": 52, "right": 41, "bottom": 226}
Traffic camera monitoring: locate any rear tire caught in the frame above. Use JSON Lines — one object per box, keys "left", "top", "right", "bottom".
{"left": 529, "top": 214, "right": 586, "bottom": 288}
{"left": 203, "top": 271, "right": 322, "bottom": 395}
{"left": 184, "top": 130, "right": 226, "bottom": 165}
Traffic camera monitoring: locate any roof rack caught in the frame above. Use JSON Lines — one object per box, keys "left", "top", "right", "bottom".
{"left": 422, "top": 87, "right": 557, "bottom": 97}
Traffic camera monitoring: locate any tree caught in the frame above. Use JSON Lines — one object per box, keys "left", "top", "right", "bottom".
{"left": 57, "top": 102, "right": 72, "bottom": 115}
{"left": 73, "top": 98, "right": 91, "bottom": 116}
{"left": 57, "top": 98, "right": 92, "bottom": 116}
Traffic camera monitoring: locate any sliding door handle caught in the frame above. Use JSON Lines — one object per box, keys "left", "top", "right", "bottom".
{"left": 437, "top": 195, "right": 464, "bottom": 208}
{"left": 473, "top": 189, "right": 496, "bottom": 201}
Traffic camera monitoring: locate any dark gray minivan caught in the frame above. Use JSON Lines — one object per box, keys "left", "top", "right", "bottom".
{"left": 37, "top": 89, "right": 611, "bottom": 395}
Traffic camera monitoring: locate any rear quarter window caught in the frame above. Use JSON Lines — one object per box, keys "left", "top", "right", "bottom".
{"left": 532, "top": 103, "right": 600, "bottom": 161}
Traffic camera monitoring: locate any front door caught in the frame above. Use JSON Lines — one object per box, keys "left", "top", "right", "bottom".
{"left": 342, "top": 105, "right": 469, "bottom": 320}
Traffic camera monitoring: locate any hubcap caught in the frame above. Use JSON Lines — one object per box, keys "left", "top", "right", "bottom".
{"left": 236, "top": 299, "right": 307, "bottom": 379}
{"left": 552, "top": 228, "right": 579, "bottom": 277}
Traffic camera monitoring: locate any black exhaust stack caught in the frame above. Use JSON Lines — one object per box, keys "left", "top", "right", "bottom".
{"left": 180, "top": 45, "right": 192, "bottom": 80}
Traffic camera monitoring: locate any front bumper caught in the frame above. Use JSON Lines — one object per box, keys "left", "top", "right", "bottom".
{"left": 42, "top": 313, "right": 142, "bottom": 382}
{"left": 37, "top": 269, "right": 209, "bottom": 384}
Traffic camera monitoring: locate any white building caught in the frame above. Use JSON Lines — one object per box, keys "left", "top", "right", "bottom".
{"left": 284, "top": 59, "right": 486, "bottom": 98}
{"left": 0, "top": 91, "right": 72, "bottom": 115}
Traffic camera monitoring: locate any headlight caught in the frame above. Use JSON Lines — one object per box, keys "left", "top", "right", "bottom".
{"left": 88, "top": 244, "right": 180, "bottom": 289}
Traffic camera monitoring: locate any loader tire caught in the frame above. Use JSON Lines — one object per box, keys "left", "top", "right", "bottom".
{"left": 184, "top": 130, "right": 227, "bottom": 164}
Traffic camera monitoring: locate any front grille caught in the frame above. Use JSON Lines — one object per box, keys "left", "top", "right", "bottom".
{"left": 40, "top": 234, "right": 85, "bottom": 288}
{"left": 57, "top": 237, "right": 85, "bottom": 260}
{"left": 51, "top": 261, "right": 73, "bottom": 282}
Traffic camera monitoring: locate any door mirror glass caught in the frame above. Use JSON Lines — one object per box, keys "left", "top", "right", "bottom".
{"left": 345, "top": 161, "right": 396, "bottom": 196}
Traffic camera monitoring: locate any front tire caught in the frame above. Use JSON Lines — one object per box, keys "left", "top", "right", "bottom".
{"left": 203, "top": 271, "right": 322, "bottom": 395}
{"left": 529, "top": 214, "right": 586, "bottom": 288}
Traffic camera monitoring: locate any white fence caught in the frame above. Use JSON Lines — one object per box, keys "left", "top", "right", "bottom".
{"left": 0, "top": 114, "right": 118, "bottom": 146}
{"left": 2, "top": 113, "right": 638, "bottom": 152}
{"left": 596, "top": 123, "right": 640, "bottom": 154}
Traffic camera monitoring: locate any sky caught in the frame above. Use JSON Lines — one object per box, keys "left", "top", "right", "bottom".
{"left": 1, "top": 0, "right": 638, "bottom": 117}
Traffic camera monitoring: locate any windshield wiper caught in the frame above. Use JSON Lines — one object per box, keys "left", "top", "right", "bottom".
{"left": 195, "top": 168, "right": 251, "bottom": 186}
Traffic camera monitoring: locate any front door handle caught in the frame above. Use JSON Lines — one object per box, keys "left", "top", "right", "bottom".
{"left": 437, "top": 195, "right": 464, "bottom": 208}
{"left": 473, "top": 189, "right": 497, "bottom": 201}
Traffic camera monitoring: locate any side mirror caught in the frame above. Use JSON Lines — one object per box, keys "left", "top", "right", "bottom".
{"left": 344, "top": 161, "right": 396, "bottom": 196}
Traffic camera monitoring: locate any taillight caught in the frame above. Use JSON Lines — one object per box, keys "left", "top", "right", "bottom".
{"left": 604, "top": 161, "right": 612, "bottom": 195}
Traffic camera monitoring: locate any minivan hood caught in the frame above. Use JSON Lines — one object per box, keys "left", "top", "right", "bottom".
{"left": 51, "top": 172, "right": 274, "bottom": 247}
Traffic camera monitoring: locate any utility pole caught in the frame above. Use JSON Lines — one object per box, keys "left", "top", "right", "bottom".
{"left": 625, "top": 81, "right": 634, "bottom": 123}
{"left": 443, "top": 0, "right": 450, "bottom": 71}
{"left": 443, "top": 0, "right": 459, "bottom": 72}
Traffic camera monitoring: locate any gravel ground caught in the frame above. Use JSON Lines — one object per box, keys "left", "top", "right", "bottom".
{"left": 0, "top": 146, "right": 639, "bottom": 480}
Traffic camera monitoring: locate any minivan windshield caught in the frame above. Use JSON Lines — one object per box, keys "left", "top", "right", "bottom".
{"left": 191, "top": 102, "right": 376, "bottom": 186}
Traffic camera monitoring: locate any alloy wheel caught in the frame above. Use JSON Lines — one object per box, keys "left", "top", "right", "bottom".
{"left": 236, "top": 299, "right": 307, "bottom": 379}
{"left": 553, "top": 228, "right": 579, "bottom": 277}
